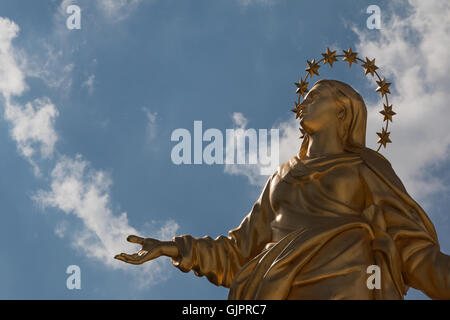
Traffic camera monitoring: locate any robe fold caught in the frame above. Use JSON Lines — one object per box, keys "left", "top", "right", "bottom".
{"left": 171, "top": 149, "right": 449, "bottom": 299}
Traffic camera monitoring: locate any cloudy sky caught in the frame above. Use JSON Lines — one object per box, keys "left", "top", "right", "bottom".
{"left": 0, "top": 0, "right": 449, "bottom": 299}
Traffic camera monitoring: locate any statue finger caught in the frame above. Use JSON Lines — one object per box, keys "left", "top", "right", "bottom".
{"left": 115, "top": 253, "right": 145, "bottom": 264}
{"left": 120, "top": 253, "right": 140, "bottom": 260}
{"left": 127, "top": 235, "right": 144, "bottom": 245}
{"left": 114, "top": 254, "right": 128, "bottom": 263}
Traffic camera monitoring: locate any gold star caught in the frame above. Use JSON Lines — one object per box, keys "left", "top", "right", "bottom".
{"left": 361, "top": 57, "right": 378, "bottom": 77}
{"left": 299, "top": 128, "right": 305, "bottom": 139}
{"left": 294, "top": 77, "right": 309, "bottom": 97}
{"left": 377, "top": 128, "right": 392, "bottom": 148}
{"left": 342, "top": 47, "right": 358, "bottom": 67}
{"left": 291, "top": 101, "right": 301, "bottom": 118}
{"left": 379, "top": 104, "right": 396, "bottom": 122}
{"left": 321, "top": 48, "right": 338, "bottom": 67}
{"left": 305, "top": 59, "right": 320, "bottom": 77}
{"left": 376, "top": 78, "right": 391, "bottom": 97}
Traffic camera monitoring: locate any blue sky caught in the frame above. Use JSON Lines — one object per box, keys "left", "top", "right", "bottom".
{"left": 0, "top": 0, "right": 449, "bottom": 299}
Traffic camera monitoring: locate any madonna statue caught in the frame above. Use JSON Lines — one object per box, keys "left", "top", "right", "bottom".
{"left": 115, "top": 79, "right": 450, "bottom": 300}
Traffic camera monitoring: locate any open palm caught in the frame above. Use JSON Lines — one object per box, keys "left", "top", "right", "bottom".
{"left": 114, "top": 235, "right": 178, "bottom": 265}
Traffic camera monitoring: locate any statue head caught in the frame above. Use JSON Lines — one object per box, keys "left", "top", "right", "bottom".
{"left": 299, "top": 79, "right": 368, "bottom": 159}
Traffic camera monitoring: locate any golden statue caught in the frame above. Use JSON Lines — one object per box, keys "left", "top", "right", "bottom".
{"left": 115, "top": 48, "right": 450, "bottom": 300}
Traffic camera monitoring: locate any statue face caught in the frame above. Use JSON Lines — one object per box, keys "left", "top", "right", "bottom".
{"left": 300, "top": 83, "right": 340, "bottom": 134}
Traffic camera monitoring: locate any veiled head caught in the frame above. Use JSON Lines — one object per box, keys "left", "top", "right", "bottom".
{"left": 299, "top": 79, "right": 368, "bottom": 158}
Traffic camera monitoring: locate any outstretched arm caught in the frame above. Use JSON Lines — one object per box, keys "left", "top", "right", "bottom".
{"left": 170, "top": 174, "right": 276, "bottom": 287}
{"left": 115, "top": 174, "right": 277, "bottom": 288}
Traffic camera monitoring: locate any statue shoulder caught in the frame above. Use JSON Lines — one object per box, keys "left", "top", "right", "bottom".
{"left": 277, "top": 153, "right": 366, "bottom": 183}
{"left": 358, "top": 148, "right": 407, "bottom": 194}
{"left": 277, "top": 156, "right": 299, "bottom": 179}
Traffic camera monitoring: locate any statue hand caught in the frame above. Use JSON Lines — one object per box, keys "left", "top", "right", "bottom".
{"left": 114, "top": 235, "right": 179, "bottom": 265}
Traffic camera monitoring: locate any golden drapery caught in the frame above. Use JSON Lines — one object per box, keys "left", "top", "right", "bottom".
{"left": 171, "top": 148, "right": 449, "bottom": 299}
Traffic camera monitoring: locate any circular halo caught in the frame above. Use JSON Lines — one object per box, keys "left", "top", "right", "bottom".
{"left": 291, "top": 47, "right": 395, "bottom": 152}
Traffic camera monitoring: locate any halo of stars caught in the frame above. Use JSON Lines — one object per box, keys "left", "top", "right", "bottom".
{"left": 292, "top": 47, "right": 395, "bottom": 152}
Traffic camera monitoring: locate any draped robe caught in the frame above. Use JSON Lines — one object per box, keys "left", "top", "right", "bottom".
{"left": 171, "top": 148, "right": 450, "bottom": 299}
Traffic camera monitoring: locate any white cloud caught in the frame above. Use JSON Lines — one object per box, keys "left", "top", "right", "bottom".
{"left": 82, "top": 74, "right": 95, "bottom": 94}
{"left": 224, "top": 112, "right": 289, "bottom": 186}
{"left": 277, "top": 118, "right": 302, "bottom": 165}
{"left": 354, "top": 0, "right": 450, "bottom": 199}
{"left": 0, "top": 16, "right": 180, "bottom": 285}
{"left": 224, "top": 158, "right": 265, "bottom": 186}
{"left": 0, "top": 18, "right": 59, "bottom": 174}
{"left": 232, "top": 112, "right": 248, "bottom": 128}
{"left": 55, "top": 220, "right": 69, "bottom": 238}
{"left": 0, "top": 17, "right": 26, "bottom": 98}
{"left": 224, "top": 113, "right": 263, "bottom": 186}
{"left": 33, "top": 154, "right": 179, "bottom": 273}
{"left": 4, "top": 98, "right": 59, "bottom": 160}
{"left": 156, "top": 220, "right": 180, "bottom": 241}
{"left": 142, "top": 107, "right": 158, "bottom": 142}
{"left": 25, "top": 44, "right": 74, "bottom": 92}
{"left": 96, "top": 0, "right": 142, "bottom": 19}
{"left": 59, "top": 0, "right": 77, "bottom": 16}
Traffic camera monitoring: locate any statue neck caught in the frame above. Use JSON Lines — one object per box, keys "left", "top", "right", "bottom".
{"left": 304, "top": 126, "right": 345, "bottom": 159}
